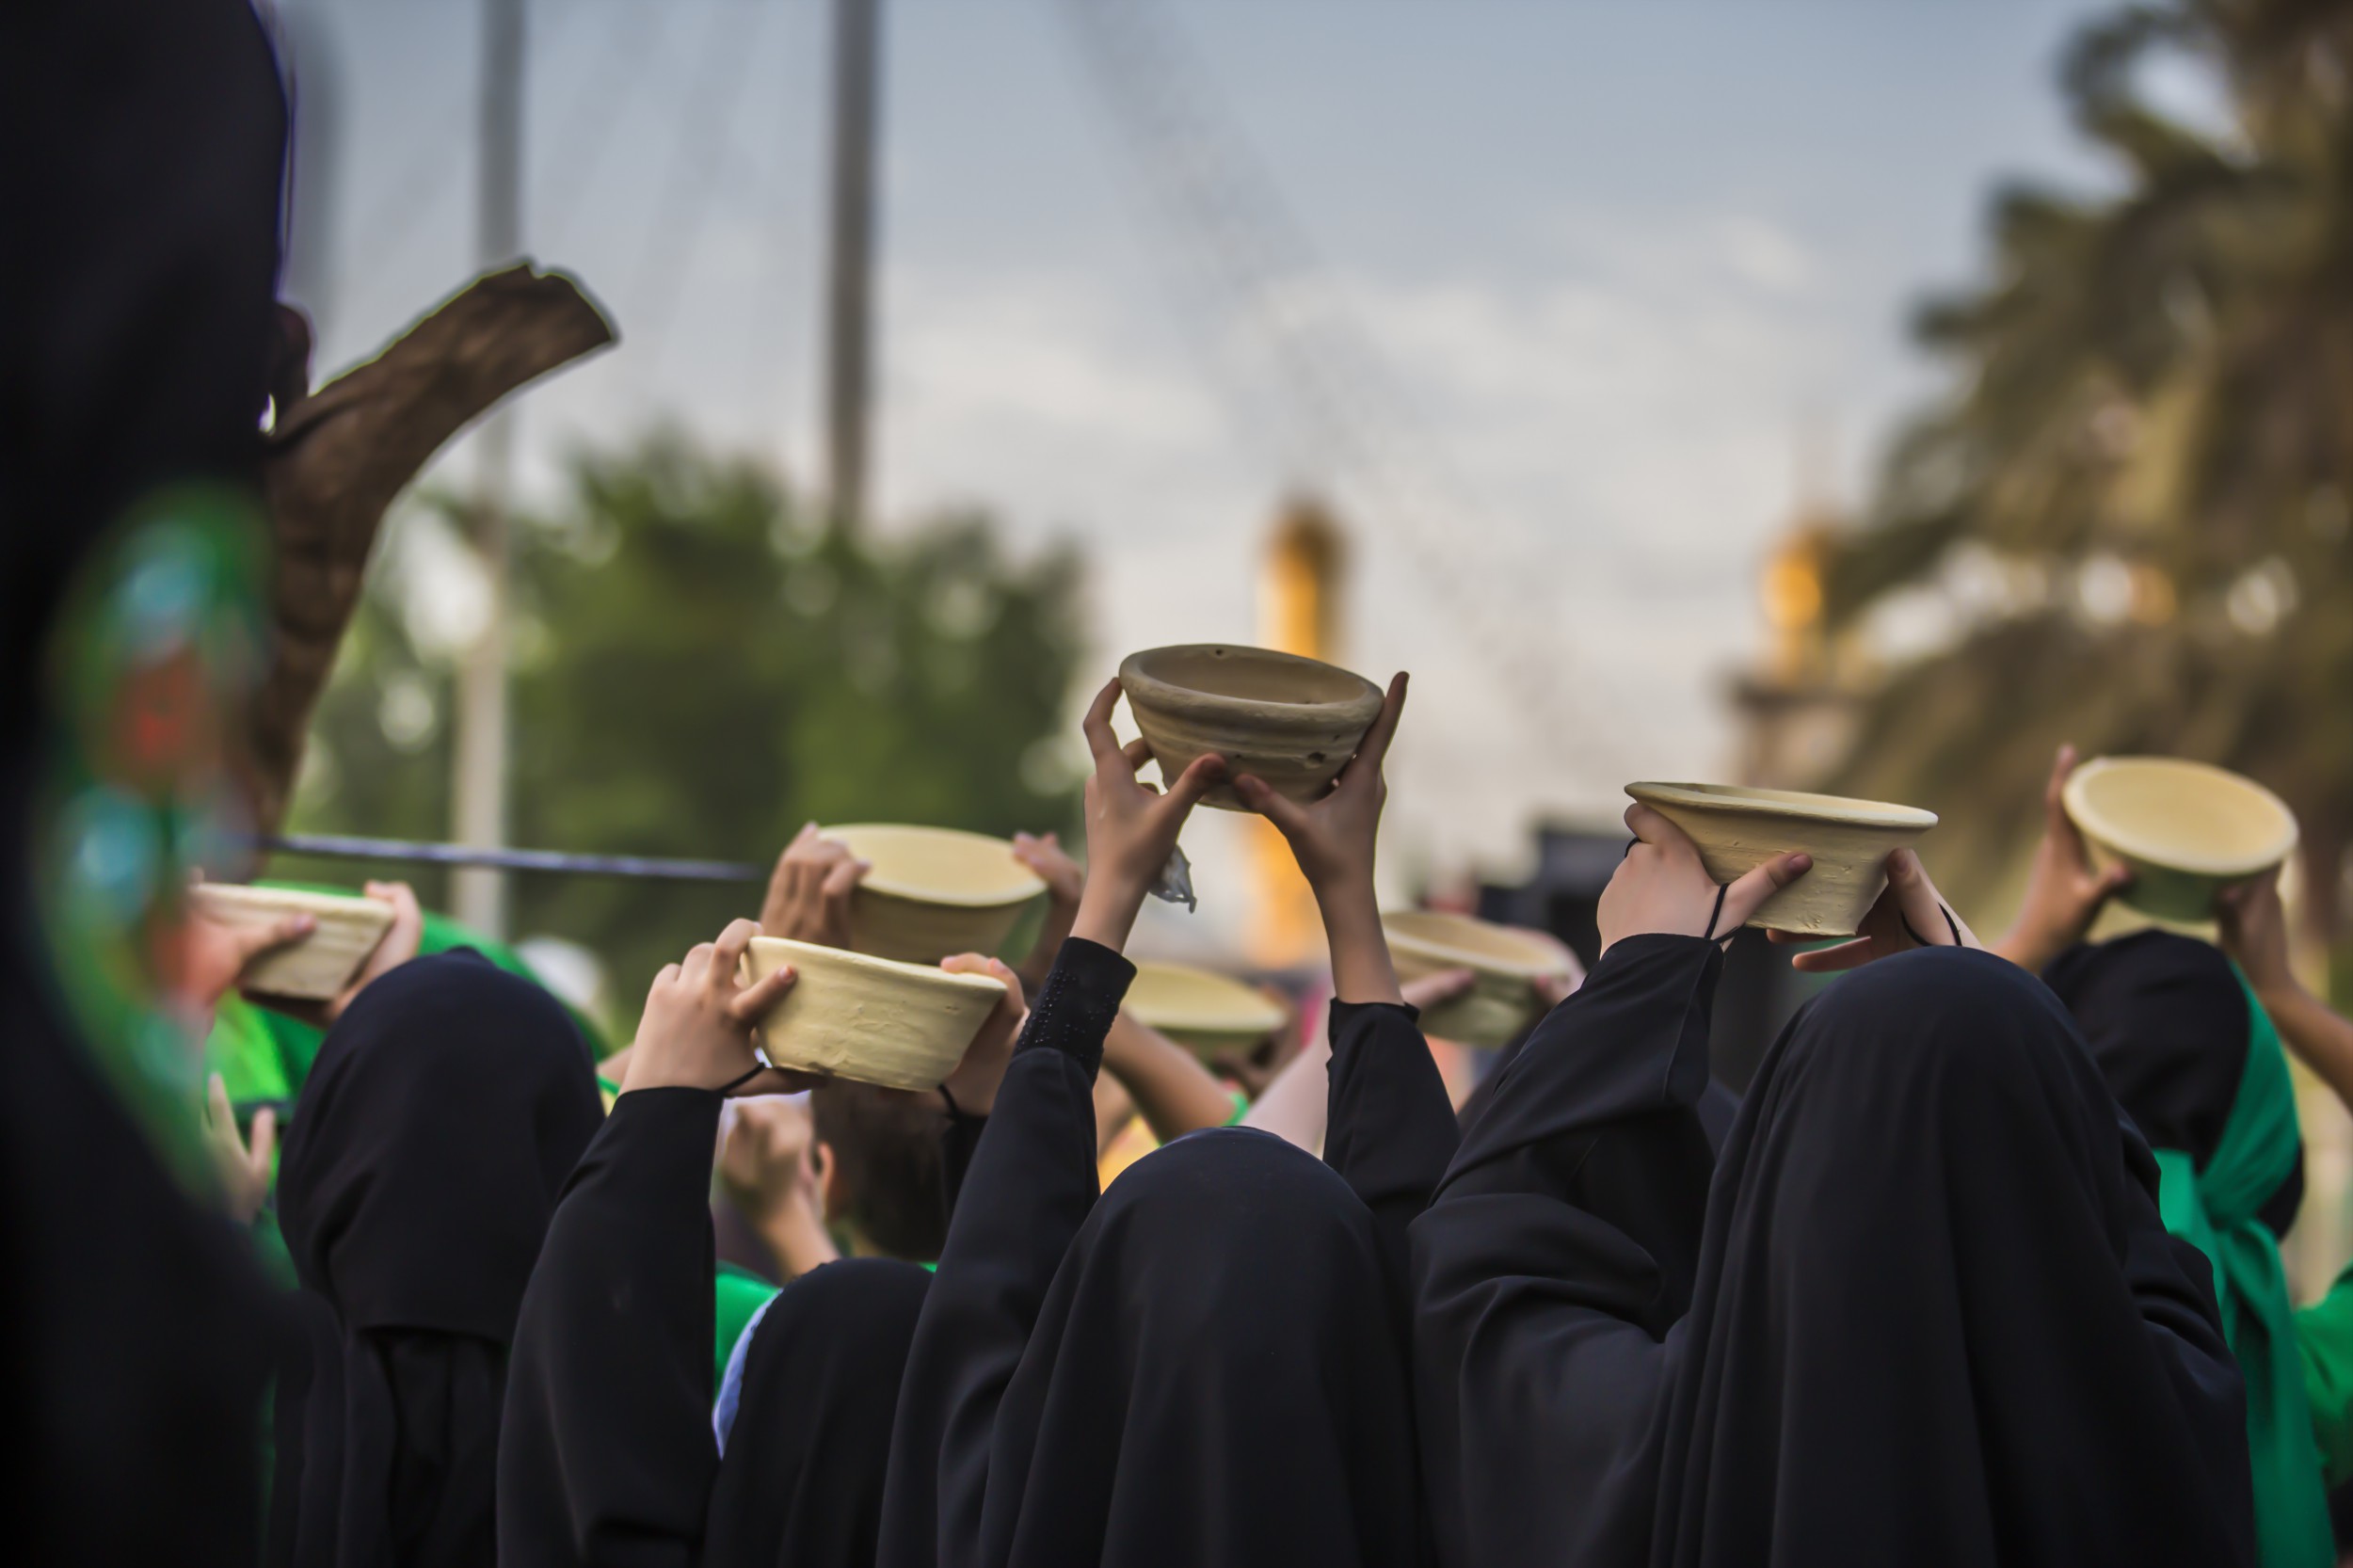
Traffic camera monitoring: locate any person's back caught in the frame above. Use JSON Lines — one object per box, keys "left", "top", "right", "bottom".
{"left": 276, "top": 952, "right": 601, "bottom": 1567}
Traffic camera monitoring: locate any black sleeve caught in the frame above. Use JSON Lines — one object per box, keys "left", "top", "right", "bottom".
{"left": 878, "top": 937, "right": 1128, "bottom": 1568}
{"left": 1408, "top": 935, "right": 1721, "bottom": 1568}
{"left": 939, "top": 1096, "right": 988, "bottom": 1221}
{"left": 497, "top": 1088, "right": 723, "bottom": 1568}
{"left": 1322, "top": 999, "right": 1460, "bottom": 1302}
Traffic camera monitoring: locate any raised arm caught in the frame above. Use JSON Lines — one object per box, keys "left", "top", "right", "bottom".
{"left": 879, "top": 677, "right": 1224, "bottom": 1568}
{"left": 498, "top": 921, "right": 803, "bottom": 1568}
{"left": 1237, "top": 672, "right": 1459, "bottom": 1279}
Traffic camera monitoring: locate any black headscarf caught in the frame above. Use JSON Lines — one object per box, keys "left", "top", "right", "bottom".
{"left": 0, "top": 2, "right": 286, "bottom": 1561}
{"left": 989, "top": 1129, "right": 1430, "bottom": 1568}
{"left": 1415, "top": 936, "right": 2254, "bottom": 1568}
{"left": 275, "top": 951, "right": 601, "bottom": 1568}
{"left": 2046, "top": 929, "right": 2301, "bottom": 1235}
{"left": 704, "top": 1257, "right": 932, "bottom": 1568}
{"left": 883, "top": 936, "right": 1434, "bottom": 1568}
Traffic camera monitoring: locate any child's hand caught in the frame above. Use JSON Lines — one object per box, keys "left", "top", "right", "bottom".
{"left": 623, "top": 920, "right": 811, "bottom": 1094}
{"left": 171, "top": 895, "right": 314, "bottom": 1025}
{"left": 1234, "top": 671, "right": 1405, "bottom": 899}
{"left": 1599, "top": 805, "right": 1811, "bottom": 956}
{"left": 1990, "top": 744, "right": 2132, "bottom": 971}
{"left": 2217, "top": 871, "right": 2297, "bottom": 1001}
{"left": 1011, "top": 831, "right": 1083, "bottom": 994}
{"left": 201, "top": 1073, "right": 275, "bottom": 1225}
{"left": 1401, "top": 965, "right": 1475, "bottom": 1013}
{"left": 1769, "top": 848, "right": 1979, "bottom": 971}
{"left": 939, "top": 954, "right": 1025, "bottom": 1116}
{"left": 760, "top": 824, "right": 870, "bottom": 950}
{"left": 1070, "top": 678, "right": 1225, "bottom": 952}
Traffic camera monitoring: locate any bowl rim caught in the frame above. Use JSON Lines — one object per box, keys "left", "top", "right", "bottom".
{"left": 1382, "top": 908, "right": 1575, "bottom": 980}
{"left": 189, "top": 883, "right": 396, "bottom": 924}
{"left": 2060, "top": 755, "right": 2299, "bottom": 877}
{"left": 819, "top": 824, "right": 1048, "bottom": 909}
{"left": 743, "top": 934, "right": 1012, "bottom": 999}
{"left": 1124, "top": 959, "right": 1288, "bottom": 1033}
{"left": 1625, "top": 781, "right": 1938, "bottom": 830}
{"left": 1118, "top": 644, "right": 1385, "bottom": 721}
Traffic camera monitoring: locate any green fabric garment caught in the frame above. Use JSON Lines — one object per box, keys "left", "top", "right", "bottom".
{"left": 713, "top": 1262, "right": 780, "bottom": 1392}
{"left": 2297, "top": 1259, "right": 2353, "bottom": 1486}
{"left": 2153, "top": 977, "right": 2331, "bottom": 1568}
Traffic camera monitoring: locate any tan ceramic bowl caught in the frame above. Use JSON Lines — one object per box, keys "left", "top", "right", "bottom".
{"left": 2062, "top": 757, "right": 2297, "bottom": 923}
{"left": 188, "top": 884, "right": 393, "bottom": 1000}
{"left": 1124, "top": 960, "right": 1288, "bottom": 1060}
{"left": 739, "top": 936, "right": 1007, "bottom": 1091}
{"left": 1384, "top": 910, "right": 1573, "bottom": 1048}
{"left": 1118, "top": 644, "right": 1385, "bottom": 811}
{"left": 820, "top": 824, "right": 1046, "bottom": 965}
{"left": 1623, "top": 782, "right": 1939, "bottom": 937}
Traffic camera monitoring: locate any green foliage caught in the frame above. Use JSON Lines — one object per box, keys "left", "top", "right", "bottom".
{"left": 282, "top": 435, "right": 1085, "bottom": 1026}
{"left": 1822, "top": 1, "right": 2353, "bottom": 918}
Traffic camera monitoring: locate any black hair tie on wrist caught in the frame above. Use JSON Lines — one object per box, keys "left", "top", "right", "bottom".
{"left": 1899, "top": 904, "right": 1965, "bottom": 950}
{"left": 1701, "top": 882, "right": 1730, "bottom": 942}
{"left": 938, "top": 1083, "right": 962, "bottom": 1119}
{"left": 718, "top": 1062, "right": 770, "bottom": 1096}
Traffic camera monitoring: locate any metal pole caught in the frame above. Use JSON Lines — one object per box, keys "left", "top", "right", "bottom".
{"left": 821, "top": 0, "right": 881, "bottom": 532}
{"left": 452, "top": 0, "right": 526, "bottom": 937}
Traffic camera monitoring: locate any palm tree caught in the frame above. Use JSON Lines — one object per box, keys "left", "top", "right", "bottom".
{"left": 1823, "top": 0, "right": 2353, "bottom": 950}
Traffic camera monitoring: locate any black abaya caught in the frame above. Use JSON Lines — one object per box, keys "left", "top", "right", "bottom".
{"left": 878, "top": 937, "right": 1434, "bottom": 1568}
{"left": 499, "top": 1078, "right": 935, "bottom": 1568}
{"left": 1413, "top": 936, "right": 2254, "bottom": 1568}
{"left": 276, "top": 952, "right": 603, "bottom": 1568}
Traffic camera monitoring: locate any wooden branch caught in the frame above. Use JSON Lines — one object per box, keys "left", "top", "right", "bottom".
{"left": 245, "top": 263, "right": 616, "bottom": 833}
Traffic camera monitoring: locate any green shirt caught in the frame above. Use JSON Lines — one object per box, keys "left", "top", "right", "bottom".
{"left": 713, "top": 1262, "right": 781, "bottom": 1391}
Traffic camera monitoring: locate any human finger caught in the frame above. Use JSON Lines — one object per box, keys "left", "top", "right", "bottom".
{"left": 1790, "top": 936, "right": 1875, "bottom": 972}
{"left": 712, "top": 920, "right": 762, "bottom": 983}
{"left": 1720, "top": 852, "right": 1813, "bottom": 931}
{"left": 1342, "top": 672, "right": 1409, "bottom": 781}
{"left": 248, "top": 1106, "right": 277, "bottom": 1172}
{"left": 1082, "top": 678, "right": 1125, "bottom": 763}
{"left": 1160, "top": 751, "right": 1227, "bottom": 813}
{"left": 728, "top": 960, "right": 797, "bottom": 1024}
{"left": 1230, "top": 773, "right": 1308, "bottom": 836}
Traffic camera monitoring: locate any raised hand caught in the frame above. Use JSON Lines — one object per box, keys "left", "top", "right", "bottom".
{"left": 1010, "top": 830, "right": 1083, "bottom": 994}
{"left": 1070, "top": 678, "right": 1226, "bottom": 952}
{"left": 760, "top": 824, "right": 870, "bottom": 949}
{"left": 250, "top": 880, "right": 428, "bottom": 1032}
{"left": 2217, "top": 870, "right": 2296, "bottom": 1000}
{"left": 1599, "top": 804, "right": 1811, "bottom": 956}
{"left": 1401, "top": 966, "right": 1476, "bottom": 1014}
{"left": 1989, "top": 744, "right": 2132, "bottom": 970}
{"left": 938, "top": 953, "right": 1026, "bottom": 1115}
{"left": 201, "top": 1072, "right": 276, "bottom": 1225}
{"left": 1236, "top": 672, "right": 1408, "bottom": 1003}
{"left": 1770, "top": 848, "right": 1980, "bottom": 972}
{"left": 719, "top": 1094, "right": 840, "bottom": 1279}
{"left": 622, "top": 919, "right": 816, "bottom": 1095}
{"left": 171, "top": 890, "right": 314, "bottom": 1024}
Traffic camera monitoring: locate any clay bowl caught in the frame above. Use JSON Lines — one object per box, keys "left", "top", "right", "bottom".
{"left": 820, "top": 824, "right": 1046, "bottom": 965}
{"left": 188, "top": 884, "right": 393, "bottom": 1000}
{"left": 1124, "top": 960, "right": 1288, "bottom": 1060}
{"left": 1117, "top": 644, "right": 1385, "bottom": 811}
{"left": 1623, "top": 782, "right": 1939, "bottom": 937}
{"left": 1384, "top": 910, "right": 1575, "bottom": 1048}
{"left": 740, "top": 936, "right": 1007, "bottom": 1091}
{"left": 2061, "top": 756, "right": 2298, "bottom": 923}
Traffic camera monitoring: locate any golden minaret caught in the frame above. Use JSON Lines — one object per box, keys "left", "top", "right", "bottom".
{"left": 1250, "top": 496, "right": 1347, "bottom": 967}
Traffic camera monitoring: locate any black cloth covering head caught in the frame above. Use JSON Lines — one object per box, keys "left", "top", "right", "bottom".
{"left": 704, "top": 1258, "right": 932, "bottom": 1568}
{"left": 0, "top": 2, "right": 286, "bottom": 1562}
{"left": 1415, "top": 937, "right": 2254, "bottom": 1568}
{"left": 2045, "top": 928, "right": 2301, "bottom": 1234}
{"left": 983, "top": 1128, "right": 1426, "bottom": 1568}
{"left": 275, "top": 951, "right": 601, "bottom": 1568}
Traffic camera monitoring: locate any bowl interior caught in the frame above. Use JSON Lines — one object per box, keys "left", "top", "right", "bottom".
{"left": 2064, "top": 758, "right": 2297, "bottom": 876}
{"left": 823, "top": 824, "right": 1045, "bottom": 908}
{"left": 1384, "top": 910, "right": 1567, "bottom": 977}
{"left": 1125, "top": 961, "right": 1287, "bottom": 1032}
{"left": 1126, "top": 644, "right": 1377, "bottom": 711}
{"left": 1625, "top": 781, "right": 1937, "bottom": 829}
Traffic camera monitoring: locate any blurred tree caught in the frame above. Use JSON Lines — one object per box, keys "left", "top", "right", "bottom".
{"left": 1822, "top": 0, "right": 2353, "bottom": 947}
{"left": 281, "top": 434, "right": 1085, "bottom": 1026}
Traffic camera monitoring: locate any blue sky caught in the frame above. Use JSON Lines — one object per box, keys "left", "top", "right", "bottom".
{"left": 281, "top": 0, "right": 2137, "bottom": 915}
